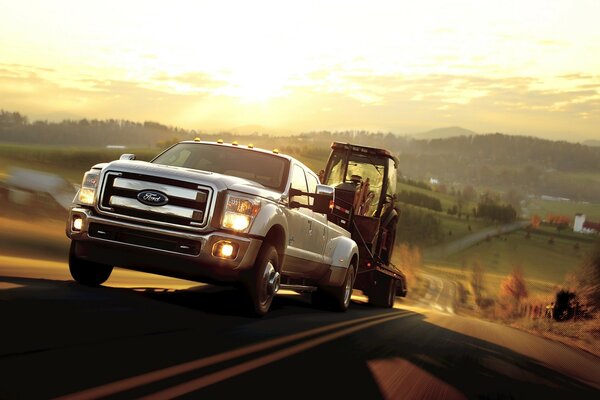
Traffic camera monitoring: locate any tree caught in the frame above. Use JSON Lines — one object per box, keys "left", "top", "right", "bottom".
{"left": 504, "top": 189, "right": 522, "bottom": 214}
{"left": 462, "top": 185, "right": 476, "bottom": 202}
{"left": 572, "top": 240, "right": 600, "bottom": 314}
{"left": 498, "top": 266, "right": 528, "bottom": 318}
{"left": 553, "top": 290, "right": 577, "bottom": 321}
{"left": 471, "top": 261, "right": 486, "bottom": 306}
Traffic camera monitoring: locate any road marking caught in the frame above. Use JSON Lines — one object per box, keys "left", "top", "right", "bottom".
{"left": 141, "top": 312, "right": 412, "bottom": 399}
{"left": 56, "top": 311, "right": 409, "bottom": 400}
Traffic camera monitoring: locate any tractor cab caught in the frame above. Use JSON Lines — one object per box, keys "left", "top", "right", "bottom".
{"left": 321, "top": 142, "right": 400, "bottom": 269}
{"left": 322, "top": 142, "right": 397, "bottom": 219}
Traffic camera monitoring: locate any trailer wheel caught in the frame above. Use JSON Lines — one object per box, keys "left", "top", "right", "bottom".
{"left": 369, "top": 274, "right": 396, "bottom": 308}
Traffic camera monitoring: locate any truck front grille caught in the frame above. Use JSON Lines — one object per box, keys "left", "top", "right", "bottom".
{"left": 98, "top": 171, "right": 213, "bottom": 230}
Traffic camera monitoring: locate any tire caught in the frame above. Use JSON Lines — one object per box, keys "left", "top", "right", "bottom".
{"left": 368, "top": 274, "right": 396, "bottom": 308}
{"left": 243, "top": 245, "right": 279, "bottom": 317}
{"left": 313, "top": 264, "right": 355, "bottom": 312}
{"left": 380, "top": 219, "right": 397, "bottom": 265}
{"left": 69, "top": 243, "right": 113, "bottom": 286}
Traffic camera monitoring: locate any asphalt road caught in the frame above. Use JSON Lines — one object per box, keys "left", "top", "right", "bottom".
{"left": 418, "top": 272, "right": 458, "bottom": 315}
{"left": 1, "top": 256, "right": 599, "bottom": 399}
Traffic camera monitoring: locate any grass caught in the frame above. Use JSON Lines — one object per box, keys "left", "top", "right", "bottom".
{"left": 524, "top": 197, "right": 600, "bottom": 221}
{"left": 0, "top": 143, "right": 157, "bottom": 183}
{"left": 436, "top": 212, "right": 489, "bottom": 241}
{"left": 396, "top": 181, "right": 477, "bottom": 212}
{"left": 428, "top": 228, "right": 597, "bottom": 297}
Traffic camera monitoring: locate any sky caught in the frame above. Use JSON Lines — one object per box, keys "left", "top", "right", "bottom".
{"left": 1, "top": 0, "right": 599, "bottom": 140}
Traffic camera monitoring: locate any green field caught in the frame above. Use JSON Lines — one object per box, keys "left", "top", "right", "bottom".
{"left": 395, "top": 181, "right": 491, "bottom": 245}
{"left": 432, "top": 228, "right": 597, "bottom": 295}
{"left": 0, "top": 143, "right": 157, "bottom": 183}
{"left": 524, "top": 197, "right": 600, "bottom": 221}
{"left": 396, "top": 181, "right": 478, "bottom": 212}
{"left": 436, "top": 212, "right": 489, "bottom": 241}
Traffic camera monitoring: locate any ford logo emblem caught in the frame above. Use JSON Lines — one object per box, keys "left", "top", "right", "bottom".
{"left": 137, "top": 190, "right": 169, "bottom": 206}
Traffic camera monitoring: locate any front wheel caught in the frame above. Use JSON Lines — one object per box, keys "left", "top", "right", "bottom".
{"left": 243, "top": 245, "right": 280, "bottom": 317}
{"left": 69, "top": 243, "right": 113, "bottom": 286}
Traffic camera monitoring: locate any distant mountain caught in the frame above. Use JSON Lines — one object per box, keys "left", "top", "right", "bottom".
{"left": 412, "top": 126, "right": 477, "bottom": 140}
{"left": 583, "top": 139, "right": 600, "bottom": 147}
{"left": 226, "top": 125, "right": 295, "bottom": 136}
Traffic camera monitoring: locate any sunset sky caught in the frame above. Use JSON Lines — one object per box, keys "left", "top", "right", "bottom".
{"left": 1, "top": 0, "right": 599, "bottom": 140}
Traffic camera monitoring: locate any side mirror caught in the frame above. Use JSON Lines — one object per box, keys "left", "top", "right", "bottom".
{"left": 119, "top": 153, "right": 136, "bottom": 161}
{"left": 313, "top": 184, "right": 334, "bottom": 214}
{"left": 288, "top": 187, "right": 303, "bottom": 198}
{"left": 316, "top": 184, "right": 334, "bottom": 196}
{"left": 288, "top": 187, "right": 304, "bottom": 209}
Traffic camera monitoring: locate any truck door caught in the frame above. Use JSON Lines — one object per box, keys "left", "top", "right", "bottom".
{"left": 304, "top": 172, "right": 329, "bottom": 277}
{"left": 281, "top": 164, "right": 311, "bottom": 276}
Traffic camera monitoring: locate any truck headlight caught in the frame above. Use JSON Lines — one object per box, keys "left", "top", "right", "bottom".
{"left": 78, "top": 170, "right": 100, "bottom": 205}
{"left": 221, "top": 194, "right": 260, "bottom": 232}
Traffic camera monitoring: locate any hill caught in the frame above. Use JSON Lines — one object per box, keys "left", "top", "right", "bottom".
{"left": 583, "top": 139, "right": 600, "bottom": 147}
{"left": 3, "top": 109, "right": 600, "bottom": 202}
{"left": 412, "top": 126, "right": 477, "bottom": 140}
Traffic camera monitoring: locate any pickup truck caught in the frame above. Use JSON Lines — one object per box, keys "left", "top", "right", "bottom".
{"left": 66, "top": 140, "right": 359, "bottom": 315}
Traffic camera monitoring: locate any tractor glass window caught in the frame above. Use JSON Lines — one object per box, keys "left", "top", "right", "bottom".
{"left": 346, "top": 154, "right": 386, "bottom": 216}
{"left": 387, "top": 158, "right": 397, "bottom": 196}
{"left": 325, "top": 151, "right": 345, "bottom": 187}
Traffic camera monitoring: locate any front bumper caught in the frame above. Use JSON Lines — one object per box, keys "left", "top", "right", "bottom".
{"left": 67, "top": 207, "right": 263, "bottom": 284}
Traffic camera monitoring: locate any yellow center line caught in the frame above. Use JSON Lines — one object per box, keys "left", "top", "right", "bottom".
{"left": 56, "top": 311, "right": 409, "bottom": 400}
{"left": 142, "top": 313, "right": 412, "bottom": 399}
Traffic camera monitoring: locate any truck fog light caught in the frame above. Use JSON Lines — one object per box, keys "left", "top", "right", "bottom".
{"left": 72, "top": 216, "right": 83, "bottom": 231}
{"left": 212, "top": 241, "right": 239, "bottom": 259}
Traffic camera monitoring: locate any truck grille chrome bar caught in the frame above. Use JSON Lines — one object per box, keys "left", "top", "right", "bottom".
{"left": 108, "top": 196, "right": 204, "bottom": 221}
{"left": 98, "top": 171, "right": 213, "bottom": 230}
{"left": 112, "top": 177, "right": 207, "bottom": 202}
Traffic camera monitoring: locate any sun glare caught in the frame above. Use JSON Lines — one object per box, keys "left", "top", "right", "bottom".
{"left": 220, "top": 65, "right": 292, "bottom": 104}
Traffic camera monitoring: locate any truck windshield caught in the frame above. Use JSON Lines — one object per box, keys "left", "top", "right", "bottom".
{"left": 152, "top": 143, "right": 289, "bottom": 192}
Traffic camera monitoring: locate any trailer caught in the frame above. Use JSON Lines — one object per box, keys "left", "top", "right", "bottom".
{"left": 320, "top": 142, "right": 407, "bottom": 307}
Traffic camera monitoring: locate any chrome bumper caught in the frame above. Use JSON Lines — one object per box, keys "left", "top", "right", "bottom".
{"left": 67, "top": 207, "right": 263, "bottom": 283}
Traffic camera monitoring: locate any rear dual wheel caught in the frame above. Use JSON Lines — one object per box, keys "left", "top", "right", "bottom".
{"left": 313, "top": 263, "right": 355, "bottom": 312}
{"left": 368, "top": 274, "right": 396, "bottom": 308}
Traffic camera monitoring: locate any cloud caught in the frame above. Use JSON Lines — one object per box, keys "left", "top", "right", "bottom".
{"left": 153, "top": 72, "right": 227, "bottom": 89}
{"left": 559, "top": 73, "right": 595, "bottom": 80}
{"left": 1, "top": 62, "right": 599, "bottom": 140}
{"left": 536, "top": 39, "right": 564, "bottom": 47}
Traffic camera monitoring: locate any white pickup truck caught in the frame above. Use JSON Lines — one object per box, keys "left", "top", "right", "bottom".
{"left": 66, "top": 140, "right": 358, "bottom": 315}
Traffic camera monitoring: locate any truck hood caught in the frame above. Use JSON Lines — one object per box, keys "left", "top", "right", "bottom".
{"left": 101, "top": 160, "right": 284, "bottom": 202}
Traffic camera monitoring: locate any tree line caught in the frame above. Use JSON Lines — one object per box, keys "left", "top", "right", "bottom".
{"left": 397, "top": 190, "right": 442, "bottom": 212}
{"left": 3, "top": 109, "right": 600, "bottom": 201}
